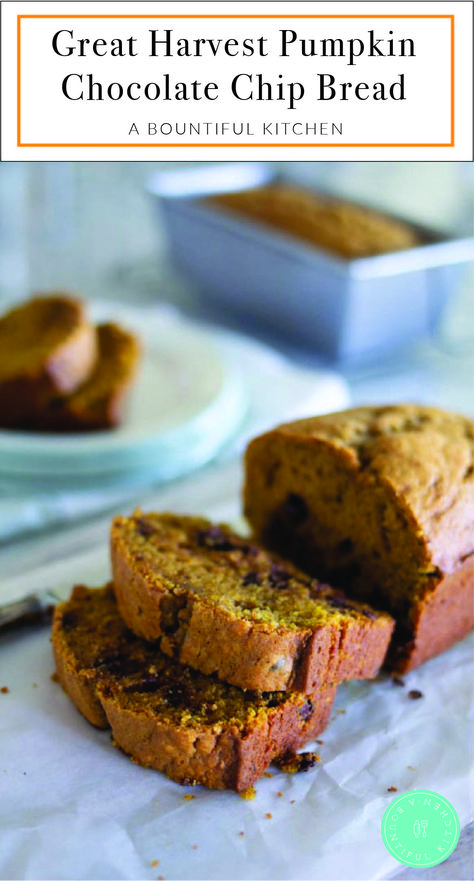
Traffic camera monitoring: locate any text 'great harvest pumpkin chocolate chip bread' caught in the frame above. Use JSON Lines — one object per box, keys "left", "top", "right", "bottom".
{"left": 243, "top": 404, "right": 474, "bottom": 673}
{"left": 52, "top": 584, "right": 336, "bottom": 792}
{"left": 110, "top": 512, "right": 393, "bottom": 693}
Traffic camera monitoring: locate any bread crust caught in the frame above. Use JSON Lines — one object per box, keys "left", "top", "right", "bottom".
{"left": 244, "top": 404, "right": 474, "bottom": 672}
{"left": 0, "top": 295, "right": 97, "bottom": 428}
{"left": 52, "top": 585, "right": 336, "bottom": 791}
{"left": 111, "top": 513, "right": 393, "bottom": 693}
{"left": 100, "top": 689, "right": 334, "bottom": 792}
{"left": 38, "top": 322, "right": 140, "bottom": 432}
{"left": 388, "top": 557, "right": 474, "bottom": 672}
{"left": 208, "top": 185, "right": 420, "bottom": 259}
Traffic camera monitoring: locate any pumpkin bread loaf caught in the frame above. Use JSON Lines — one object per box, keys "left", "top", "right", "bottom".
{"left": 110, "top": 513, "right": 393, "bottom": 693}
{"left": 39, "top": 322, "right": 140, "bottom": 432}
{"left": 0, "top": 294, "right": 97, "bottom": 428}
{"left": 208, "top": 185, "right": 420, "bottom": 259}
{"left": 244, "top": 405, "right": 474, "bottom": 673}
{"left": 52, "top": 584, "right": 337, "bottom": 792}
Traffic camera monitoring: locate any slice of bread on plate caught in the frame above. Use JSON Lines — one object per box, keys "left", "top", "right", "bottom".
{"left": 0, "top": 294, "right": 97, "bottom": 428}
{"left": 39, "top": 322, "right": 140, "bottom": 432}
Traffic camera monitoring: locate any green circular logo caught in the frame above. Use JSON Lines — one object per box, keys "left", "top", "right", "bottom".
{"left": 381, "top": 790, "right": 460, "bottom": 868}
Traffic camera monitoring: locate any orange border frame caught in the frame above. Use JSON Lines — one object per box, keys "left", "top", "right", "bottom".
{"left": 16, "top": 14, "right": 455, "bottom": 148}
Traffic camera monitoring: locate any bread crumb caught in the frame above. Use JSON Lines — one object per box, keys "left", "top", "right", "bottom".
{"left": 277, "top": 792, "right": 283, "bottom": 797}
{"left": 392, "top": 676, "right": 405, "bottom": 687}
{"left": 290, "top": 799, "right": 296, "bottom": 804}
{"left": 150, "top": 860, "right": 159, "bottom": 867}
{"left": 183, "top": 794, "right": 195, "bottom": 801}
{"left": 315, "top": 739, "right": 324, "bottom": 744}
{"left": 239, "top": 785, "right": 256, "bottom": 800}
{"left": 238, "top": 831, "right": 245, "bottom": 837}
{"left": 408, "top": 689, "right": 423, "bottom": 700}
{"left": 275, "top": 751, "right": 320, "bottom": 774}
{"left": 51, "top": 672, "right": 60, "bottom": 683}
{"left": 265, "top": 813, "right": 272, "bottom": 819}
{"left": 263, "top": 771, "right": 273, "bottom": 778}
{"left": 387, "top": 786, "right": 398, "bottom": 792}
{"left": 0, "top": 687, "right": 9, "bottom": 694}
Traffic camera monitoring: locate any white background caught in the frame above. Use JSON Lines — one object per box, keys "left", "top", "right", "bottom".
{"left": 1, "top": 1, "right": 473, "bottom": 161}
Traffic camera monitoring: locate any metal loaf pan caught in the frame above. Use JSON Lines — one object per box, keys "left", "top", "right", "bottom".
{"left": 148, "top": 163, "right": 474, "bottom": 361}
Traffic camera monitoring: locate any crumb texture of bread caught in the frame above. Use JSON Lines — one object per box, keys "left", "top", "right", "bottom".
{"left": 110, "top": 513, "right": 393, "bottom": 693}
{"left": 208, "top": 185, "right": 420, "bottom": 259}
{"left": 0, "top": 294, "right": 97, "bottom": 428}
{"left": 52, "top": 585, "right": 336, "bottom": 791}
{"left": 244, "top": 404, "right": 474, "bottom": 672}
{"left": 39, "top": 322, "right": 140, "bottom": 432}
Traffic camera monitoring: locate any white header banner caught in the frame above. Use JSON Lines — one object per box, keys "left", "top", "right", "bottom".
{"left": 1, "top": 0, "right": 473, "bottom": 160}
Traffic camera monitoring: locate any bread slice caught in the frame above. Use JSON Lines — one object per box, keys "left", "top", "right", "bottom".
{"left": 110, "top": 513, "right": 394, "bottom": 693}
{"left": 52, "top": 584, "right": 336, "bottom": 792}
{"left": 208, "top": 185, "right": 420, "bottom": 259}
{"left": 243, "top": 405, "right": 474, "bottom": 673}
{"left": 39, "top": 322, "right": 140, "bottom": 432}
{"left": 0, "top": 294, "right": 97, "bottom": 429}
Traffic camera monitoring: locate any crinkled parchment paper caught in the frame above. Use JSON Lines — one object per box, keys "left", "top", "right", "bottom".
{"left": 0, "top": 492, "right": 472, "bottom": 881}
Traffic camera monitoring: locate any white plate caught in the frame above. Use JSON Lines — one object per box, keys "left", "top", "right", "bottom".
{"left": 0, "top": 304, "right": 246, "bottom": 479}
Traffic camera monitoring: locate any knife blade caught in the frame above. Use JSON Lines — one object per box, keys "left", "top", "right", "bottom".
{"left": 0, "top": 588, "right": 64, "bottom": 632}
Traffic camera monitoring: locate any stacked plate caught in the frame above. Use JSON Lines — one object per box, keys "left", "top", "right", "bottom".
{"left": 0, "top": 304, "right": 246, "bottom": 488}
{"left": 0, "top": 302, "right": 351, "bottom": 540}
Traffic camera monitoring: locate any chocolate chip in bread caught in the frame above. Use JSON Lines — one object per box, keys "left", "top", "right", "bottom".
{"left": 110, "top": 513, "right": 393, "bottom": 692}
{"left": 52, "top": 584, "right": 337, "bottom": 792}
{"left": 244, "top": 404, "right": 474, "bottom": 672}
